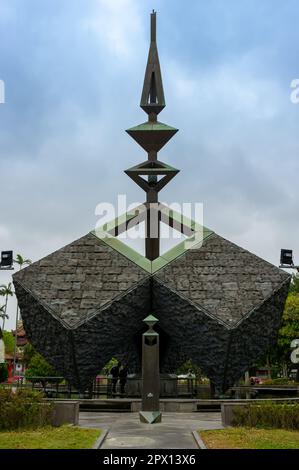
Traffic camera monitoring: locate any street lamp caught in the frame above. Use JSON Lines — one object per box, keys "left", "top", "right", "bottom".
{"left": 279, "top": 249, "right": 299, "bottom": 271}
{"left": 0, "top": 251, "right": 14, "bottom": 270}
{"left": 0, "top": 250, "right": 16, "bottom": 376}
{"left": 290, "top": 339, "right": 299, "bottom": 382}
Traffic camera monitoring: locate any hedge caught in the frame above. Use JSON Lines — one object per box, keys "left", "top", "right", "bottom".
{"left": 0, "top": 387, "right": 53, "bottom": 431}
{"left": 232, "top": 401, "right": 299, "bottom": 430}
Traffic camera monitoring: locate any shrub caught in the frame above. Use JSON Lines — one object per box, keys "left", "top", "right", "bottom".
{"left": 25, "top": 352, "right": 59, "bottom": 379}
{"left": 262, "top": 378, "right": 298, "bottom": 386}
{"left": 232, "top": 401, "right": 299, "bottom": 430}
{"left": 0, "top": 387, "right": 53, "bottom": 430}
{"left": 2, "top": 331, "right": 14, "bottom": 355}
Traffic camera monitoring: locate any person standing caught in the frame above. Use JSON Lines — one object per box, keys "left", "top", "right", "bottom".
{"left": 110, "top": 361, "right": 121, "bottom": 396}
{"left": 119, "top": 364, "right": 128, "bottom": 396}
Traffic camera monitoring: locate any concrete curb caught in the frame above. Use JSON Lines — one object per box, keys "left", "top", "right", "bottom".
{"left": 192, "top": 431, "right": 206, "bottom": 449}
{"left": 93, "top": 429, "right": 109, "bottom": 449}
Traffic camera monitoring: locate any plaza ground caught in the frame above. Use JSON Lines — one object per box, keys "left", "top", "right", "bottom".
{"left": 1, "top": 411, "right": 298, "bottom": 449}
{"left": 79, "top": 411, "right": 222, "bottom": 449}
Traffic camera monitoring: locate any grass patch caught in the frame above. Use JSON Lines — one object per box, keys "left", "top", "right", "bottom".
{"left": 200, "top": 428, "right": 299, "bottom": 449}
{"left": 0, "top": 425, "right": 101, "bottom": 449}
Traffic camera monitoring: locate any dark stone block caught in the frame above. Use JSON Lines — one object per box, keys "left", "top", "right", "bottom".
{"left": 13, "top": 230, "right": 290, "bottom": 394}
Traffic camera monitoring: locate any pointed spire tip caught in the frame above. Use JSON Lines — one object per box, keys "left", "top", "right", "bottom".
{"left": 151, "top": 9, "right": 156, "bottom": 42}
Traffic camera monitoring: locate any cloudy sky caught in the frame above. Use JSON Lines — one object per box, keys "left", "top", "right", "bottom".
{"left": 1, "top": 0, "right": 299, "bottom": 329}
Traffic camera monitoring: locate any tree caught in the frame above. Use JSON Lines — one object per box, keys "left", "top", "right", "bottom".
{"left": 289, "top": 274, "right": 299, "bottom": 294}
{"left": 0, "top": 306, "right": 8, "bottom": 336}
{"left": 176, "top": 359, "right": 203, "bottom": 378}
{"left": 2, "top": 330, "right": 14, "bottom": 355}
{"left": 267, "top": 292, "right": 299, "bottom": 378}
{"left": 0, "top": 306, "right": 8, "bottom": 329}
{"left": 101, "top": 357, "right": 119, "bottom": 375}
{"left": 25, "top": 352, "right": 58, "bottom": 378}
{"left": 23, "top": 343, "right": 36, "bottom": 367}
{"left": 13, "top": 254, "right": 32, "bottom": 269}
{"left": 12, "top": 254, "right": 32, "bottom": 375}
{"left": 0, "top": 283, "right": 13, "bottom": 329}
{"left": 277, "top": 293, "right": 299, "bottom": 359}
{"left": 25, "top": 350, "right": 60, "bottom": 390}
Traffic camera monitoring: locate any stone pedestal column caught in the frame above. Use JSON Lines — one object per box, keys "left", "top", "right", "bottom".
{"left": 139, "top": 315, "right": 162, "bottom": 423}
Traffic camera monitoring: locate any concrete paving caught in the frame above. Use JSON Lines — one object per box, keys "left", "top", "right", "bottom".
{"left": 79, "top": 411, "right": 222, "bottom": 449}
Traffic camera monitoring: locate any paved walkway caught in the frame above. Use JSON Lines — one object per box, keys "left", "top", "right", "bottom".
{"left": 79, "top": 412, "right": 222, "bottom": 449}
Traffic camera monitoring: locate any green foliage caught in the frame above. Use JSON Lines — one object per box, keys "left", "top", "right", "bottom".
{"left": 25, "top": 352, "right": 59, "bottom": 379}
{"left": 0, "top": 305, "right": 8, "bottom": 323}
{"left": 0, "top": 283, "right": 13, "bottom": 300}
{"left": 23, "top": 343, "right": 36, "bottom": 367}
{"left": 263, "top": 292, "right": 299, "bottom": 372}
{"left": 289, "top": 274, "right": 299, "bottom": 294}
{"left": 101, "top": 357, "right": 119, "bottom": 375}
{"left": 262, "top": 377, "right": 298, "bottom": 386}
{"left": 176, "top": 359, "right": 203, "bottom": 378}
{"left": 232, "top": 402, "right": 299, "bottom": 430}
{"left": 2, "top": 330, "right": 14, "bottom": 355}
{"left": 277, "top": 293, "right": 299, "bottom": 360}
{"left": 0, "top": 364, "right": 8, "bottom": 383}
{"left": 14, "top": 254, "right": 32, "bottom": 268}
{"left": 0, "top": 387, "right": 53, "bottom": 430}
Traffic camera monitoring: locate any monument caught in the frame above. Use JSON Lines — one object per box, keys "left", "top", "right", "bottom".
{"left": 13, "top": 12, "right": 290, "bottom": 397}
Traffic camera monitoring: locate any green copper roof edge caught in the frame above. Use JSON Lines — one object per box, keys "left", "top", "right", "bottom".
{"left": 91, "top": 229, "right": 152, "bottom": 273}
{"left": 91, "top": 207, "right": 215, "bottom": 275}
{"left": 151, "top": 230, "right": 215, "bottom": 274}
{"left": 127, "top": 160, "right": 177, "bottom": 171}
{"left": 125, "top": 166, "right": 178, "bottom": 173}
{"left": 159, "top": 204, "right": 213, "bottom": 234}
{"left": 99, "top": 208, "right": 142, "bottom": 233}
{"left": 144, "top": 314, "right": 159, "bottom": 322}
{"left": 126, "top": 121, "right": 178, "bottom": 132}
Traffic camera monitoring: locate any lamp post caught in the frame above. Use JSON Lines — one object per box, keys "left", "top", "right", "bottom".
{"left": 12, "top": 254, "right": 32, "bottom": 376}
{"left": 0, "top": 251, "right": 14, "bottom": 271}
{"left": 279, "top": 249, "right": 299, "bottom": 271}
{"left": 290, "top": 339, "right": 299, "bottom": 382}
{"left": 139, "top": 314, "right": 162, "bottom": 424}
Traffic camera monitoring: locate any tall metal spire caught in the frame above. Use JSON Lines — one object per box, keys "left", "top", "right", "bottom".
{"left": 140, "top": 10, "right": 165, "bottom": 117}
{"left": 125, "top": 11, "right": 179, "bottom": 260}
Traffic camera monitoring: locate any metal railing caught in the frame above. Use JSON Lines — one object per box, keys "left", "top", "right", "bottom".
{"left": 3, "top": 376, "right": 210, "bottom": 399}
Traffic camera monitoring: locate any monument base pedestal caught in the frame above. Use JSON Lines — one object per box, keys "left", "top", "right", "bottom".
{"left": 139, "top": 411, "right": 162, "bottom": 424}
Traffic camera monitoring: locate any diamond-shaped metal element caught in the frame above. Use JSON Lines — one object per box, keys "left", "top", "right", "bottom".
{"left": 126, "top": 121, "right": 178, "bottom": 153}
{"left": 139, "top": 411, "right": 162, "bottom": 424}
{"left": 93, "top": 205, "right": 212, "bottom": 274}
{"left": 143, "top": 314, "right": 159, "bottom": 328}
{"left": 125, "top": 160, "right": 179, "bottom": 193}
{"left": 144, "top": 315, "right": 159, "bottom": 324}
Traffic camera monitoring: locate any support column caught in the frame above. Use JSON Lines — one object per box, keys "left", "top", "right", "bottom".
{"left": 145, "top": 204, "right": 160, "bottom": 261}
